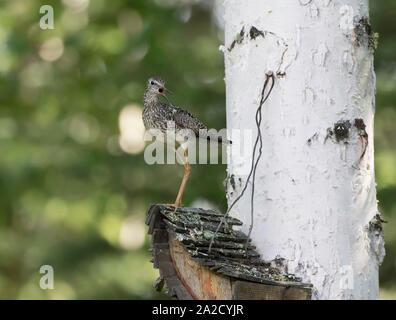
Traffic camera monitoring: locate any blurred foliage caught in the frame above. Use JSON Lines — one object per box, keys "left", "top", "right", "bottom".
{"left": 0, "top": 0, "right": 394, "bottom": 299}
{"left": 372, "top": 0, "right": 396, "bottom": 299}
{"left": 0, "top": 0, "right": 225, "bottom": 299}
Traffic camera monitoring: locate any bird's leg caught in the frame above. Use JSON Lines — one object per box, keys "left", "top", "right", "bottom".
{"left": 174, "top": 150, "right": 191, "bottom": 211}
{"left": 162, "top": 148, "right": 190, "bottom": 211}
{"left": 164, "top": 150, "right": 191, "bottom": 212}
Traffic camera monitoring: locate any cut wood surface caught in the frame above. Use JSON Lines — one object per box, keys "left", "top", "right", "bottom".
{"left": 169, "top": 232, "right": 233, "bottom": 300}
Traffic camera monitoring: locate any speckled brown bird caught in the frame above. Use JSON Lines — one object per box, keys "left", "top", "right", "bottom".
{"left": 142, "top": 76, "right": 229, "bottom": 210}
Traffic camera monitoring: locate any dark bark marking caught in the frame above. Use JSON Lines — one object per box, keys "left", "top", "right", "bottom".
{"left": 249, "top": 26, "right": 264, "bottom": 40}
{"left": 228, "top": 27, "right": 245, "bottom": 52}
{"left": 333, "top": 120, "right": 351, "bottom": 142}
{"left": 354, "top": 17, "right": 379, "bottom": 51}
{"left": 354, "top": 118, "right": 369, "bottom": 162}
{"left": 368, "top": 213, "right": 387, "bottom": 233}
{"left": 228, "top": 26, "right": 268, "bottom": 52}
{"left": 307, "top": 132, "right": 319, "bottom": 146}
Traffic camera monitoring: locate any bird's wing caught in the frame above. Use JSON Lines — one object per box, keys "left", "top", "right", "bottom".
{"left": 165, "top": 104, "right": 229, "bottom": 144}
{"left": 172, "top": 106, "right": 208, "bottom": 137}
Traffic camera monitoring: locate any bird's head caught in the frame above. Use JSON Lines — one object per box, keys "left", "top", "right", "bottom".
{"left": 146, "top": 76, "right": 173, "bottom": 99}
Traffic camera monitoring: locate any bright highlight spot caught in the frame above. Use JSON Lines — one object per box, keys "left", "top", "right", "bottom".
{"left": 119, "top": 216, "right": 146, "bottom": 250}
{"left": 39, "top": 38, "right": 64, "bottom": 62}
{"left": 62, "top": 0, "right": 90, "bottom": 13}
{"left": 119, "top": 104, "right": 146, "bottom": 154}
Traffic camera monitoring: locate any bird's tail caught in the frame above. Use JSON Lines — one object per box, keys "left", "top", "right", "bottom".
{"left": 207, "top": 135, "right": 232, "bottom": 145}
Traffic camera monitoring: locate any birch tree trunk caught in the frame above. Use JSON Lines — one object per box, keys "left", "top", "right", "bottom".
{"left": 223, "top": 0, "right": 385, "bottom": 300}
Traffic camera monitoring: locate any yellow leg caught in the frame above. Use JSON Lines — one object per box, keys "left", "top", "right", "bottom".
{"left": 164, "top": 150, "right": 191, "bottom": 212}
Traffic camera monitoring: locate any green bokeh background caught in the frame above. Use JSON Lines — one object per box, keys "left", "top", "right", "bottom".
{"left": 0, "top": 0, "right": 394, "bottom": 299}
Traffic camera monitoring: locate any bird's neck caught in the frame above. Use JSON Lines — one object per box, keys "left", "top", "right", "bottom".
{"left": 143, "top": 91, "right": 160, "bottom": 109}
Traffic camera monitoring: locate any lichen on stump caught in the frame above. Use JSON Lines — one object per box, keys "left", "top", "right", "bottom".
{"left": 146, "top": 204, "right": 312, "bottom": 300}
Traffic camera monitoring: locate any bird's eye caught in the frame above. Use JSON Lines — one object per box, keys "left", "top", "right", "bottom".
{"left": 150, "top": 81, "right": 155, "bottom": 85}
{"left": 158, "top": 88, "right": 164, "bottom": 93}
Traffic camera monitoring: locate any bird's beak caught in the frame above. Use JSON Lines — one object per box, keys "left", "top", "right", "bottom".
{"left": 164, "top": 87, "right": 173, "bottom": 96}
{"left": 159, "top": 87, "right": 173, "bottom": 99}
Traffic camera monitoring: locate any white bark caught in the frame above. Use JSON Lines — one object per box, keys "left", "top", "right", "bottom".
{"left": 223, "top": 0, "right": 384, "bottom": 300}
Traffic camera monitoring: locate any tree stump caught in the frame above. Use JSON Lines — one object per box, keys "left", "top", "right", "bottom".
{"left": 146, "top": 204, "right": 312, "bottom": 300}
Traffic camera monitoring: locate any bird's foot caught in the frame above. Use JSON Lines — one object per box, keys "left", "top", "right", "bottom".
{"left": 162, "top": 202, "right": 183, "bottom": 213}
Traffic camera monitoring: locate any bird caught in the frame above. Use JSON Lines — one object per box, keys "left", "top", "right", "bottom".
{"left": 142, "top": 76, "right": 229, "bottom": 210}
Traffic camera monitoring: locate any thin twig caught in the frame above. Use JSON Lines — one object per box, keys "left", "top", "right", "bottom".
{"left": 208, "top": 72, "right": 275, "bottom": 253}
{"left": 246, "top": 73, "right": 275, "bottom": 250}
